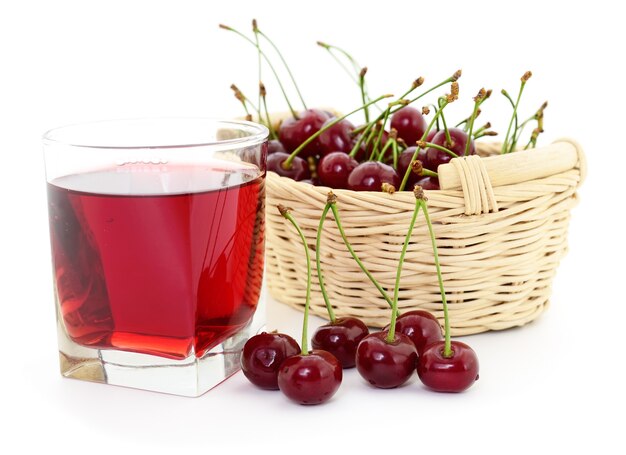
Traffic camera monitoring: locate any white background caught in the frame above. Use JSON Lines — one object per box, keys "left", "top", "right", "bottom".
{"left": 1, "top": 0, "right": 624, "bottom": 453}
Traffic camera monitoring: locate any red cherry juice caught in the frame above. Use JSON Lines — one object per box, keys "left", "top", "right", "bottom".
{"left": 47, "top": 162, "right": 265, "bottom": 360}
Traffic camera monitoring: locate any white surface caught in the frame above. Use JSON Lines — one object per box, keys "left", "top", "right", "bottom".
{"left": 1, "top": 0, "right": 624, "bottom": 453}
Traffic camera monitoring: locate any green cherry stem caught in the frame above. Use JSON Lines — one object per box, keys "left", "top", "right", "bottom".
{"left": 278, "top": 205, "right": 312, "bottom": 355}
{"left": 464, "top": 88, "right": 486, "bottom": 156}
{"left": 252, "top": 20, "right": 262, "bottom": 118}
{"left": 502, "top": 71, "right": 532, "bottom": 154}
{"left": 417, "top": 193, "right": 452, "bottom": 357}
{"left": 283, "top": 94, "right": 392, "bottom": 169}
{"left": 360, "top": 67, "right": 370, "bottom": 123}
{"left": 315, "top": 198, "right": 336, "bottom": 323}
{"left": 387, "top": 192, "right": 422, "bottom": 343}
{"left": 438, "top": 97, "right": 453, "bottom": 148}
{"left": 220, "top": 24, "right": 298, "bottom": 118}
{"left": 259, "top": 82, "right": 278, "bottom": 139}
{"left": 256, "top": 25, "right": 308, "bottom": 110}
{"left": 328, "top": 200, "right": 393, "bottom": 308}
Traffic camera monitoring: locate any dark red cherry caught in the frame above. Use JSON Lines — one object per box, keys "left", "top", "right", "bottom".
{"left": 426, "top": 129, "right": 438, "bottom": 142}
{"left": 317, "top": 152, "right": 359, "bottom": 189}
{"left": 347, "top": 161, "right": 400, "bottom": 192}
{"left": 268, "top": 139, "right": 286, "bottom": 155}
{"left": 267, "top": 152, "right": 311, "bottom": 181}
{"left": 415, "top": 176, "right": 440, "bottom": 190}
{"left": 417, "top": 340, "right": 479, "bottom": 392}
{"left": 278, "top": 109, "right": 330, "bottom": 159}
{"left": 390, "top": 310, "right": 443, "bottom": 356}
{"left": 318, "top": 118, "right": 356, "bottom": 156}
{"left": 240, "top": 332, "right": 301, "bottom": 390}
{"left": 277, "top": 350, "right": 342, "bottom": 405}
{"left": 311, "top": 317, "right": 370, "bottom": 368}
{"left": 355, "top": 331, "right": 418, "bottom": 389}
{"left": 425, "top": 128, "right": 475, "bottom": 171}
{"left": 390, "top": 106, "right": 427, "bottom": 146}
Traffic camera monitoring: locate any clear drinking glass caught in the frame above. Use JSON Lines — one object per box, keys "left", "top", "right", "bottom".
{"left": 43, "top": 118, "right": 268, "bottom": 396}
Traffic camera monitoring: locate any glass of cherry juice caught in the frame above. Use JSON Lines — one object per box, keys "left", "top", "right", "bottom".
{"left": 43, "top": 118, "right": 268, "bottom": 396}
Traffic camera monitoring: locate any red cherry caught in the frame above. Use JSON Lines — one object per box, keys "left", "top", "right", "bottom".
{"left": 267, "top": 152, "right": 311, "bottom": 181}
{"left": 267, "top": 139, "right": 286, "bottom": 155}
{"left": 347, "top": 161, "right": 400, "bottom": 191}
{"left": 311, "top": 317, "right": 370, "bottom": 368}
{"left": 318, "top": 118, "right": 355, "bottom": 156}
{"left": 317, "top": 152, "right": 359, "bottom": 189}
{"left": 278, "top": 109, "right": 330, "bottom": 159}
{"left": 425, "top": 128, "right": 475, "bottom": 171}
{"left": 417, "top": 340, "right": 479, "bottom": 392}
{"left": 240, "top": 332, "right": 301, "bottom": 390}
{"left": 415, "top": 176, "right": 440, "bottom": 190}
{"left": 355, "top": 331, "right": 418, "bottom": 389}
{"left": 388, "top": 310, "right": 443, "bottom": 356}
{"left": 390, "top": 106, "right": 427, "bottom": 146}
{"left": 277, "top": 350, "right": 342, "bottom": 405}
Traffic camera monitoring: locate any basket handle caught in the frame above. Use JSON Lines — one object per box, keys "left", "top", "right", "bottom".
{"left": 436, "top": 139, "right": 584, "bottom": 215}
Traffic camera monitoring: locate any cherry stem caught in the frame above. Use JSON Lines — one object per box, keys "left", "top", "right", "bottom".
{"left": 252, "top": 21, "right": 262, "bottom": 119}
{"left": 464, "top": 93, "right": 483, "bottom": 156}
{"left": 391, "top": 138, "right": 399, "bottom": 169}
{"left": 328, "top": 202, "right": 393, "bottom": 308}
{"left": 220, "top": 24, "right": 299, "bottom": 118}
{"left": 378, "top": 135, "right": 395, "bottom": 162}
{"left": 231, "top": 84, "right": 260, "bottom": 121}
{"left": 316, "top": 201, "right": 336, "bottom": 323}
{"left": 398, "top": 99, "right": 450, "bottom": 191}
{"left": 419, "top": 197, "right": 452, "bottom": 357}
{"left": 359, "top": 68, "right": 370, "bottom": 123}
{"left": 387, "top": 196, "right": 422, "bottom": 343}
{"left": 256, "top": 27, "right": 308, "bottom": 111}
{"left": 502, "top": 73, "right": 531, "bottom": 154}
{"left": 421, "top": 141, "right": 459, "bottom": 159}
{"left": 284, "top": 94, "right": 392, "bottom": 169}
{"left": 278, "top": 205, "right": 312, "bottom": 355}
{"left": 438, "top": 98, "right": 453, "bottom": 148}
{"left": 260, "top": 83, "right": 278, "bottom": 139}
{"left": 421, "top": 168, "right": 438, "bottom": 177}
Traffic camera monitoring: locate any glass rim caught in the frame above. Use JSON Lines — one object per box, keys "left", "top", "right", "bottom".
{"left": 42, "top": 117, "right": 269, "bottom": 150}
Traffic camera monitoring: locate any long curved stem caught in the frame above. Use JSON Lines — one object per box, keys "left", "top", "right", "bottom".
{"left": 279, "top": 206, "right": 312, "bottom": 355}
{"left": 420, "top": 200, "right": 451, "bottom": 357}
{"left": 316, "top": 203, "right": 336, "bottom": 322}
{"left": 328, "top": 203, "right": 393, "bottom": 307}
{"left": 387, "top": 199, "right": 421, "bottom": 343}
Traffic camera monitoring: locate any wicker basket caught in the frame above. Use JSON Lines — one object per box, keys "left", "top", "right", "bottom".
{"left": 265, "top": 139, "right": 586, "bottom": 335}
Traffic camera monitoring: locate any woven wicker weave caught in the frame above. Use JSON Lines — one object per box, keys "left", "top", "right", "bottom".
{"left": 265, "top": 139, "right": 586, "bottom": 335}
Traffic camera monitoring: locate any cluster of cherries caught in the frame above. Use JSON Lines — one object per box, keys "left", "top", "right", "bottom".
{"left": 241, "top": 189, "right": 479, "bottom": 405}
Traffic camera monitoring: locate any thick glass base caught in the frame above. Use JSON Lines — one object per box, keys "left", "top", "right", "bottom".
{"left": 57, "top": 299, "right": 265, "bottom": 397}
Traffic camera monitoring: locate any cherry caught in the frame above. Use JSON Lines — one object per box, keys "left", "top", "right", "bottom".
{"left": 417, "top": 341, "right": 479, "bottom": 392}
{"left": 312, "top": 317, "right": 369, "bottom": 368}
{"left": 426, "top": 129, "right": 438, "bottom": 142}
{"left": 425, "top": 128, "right": 475, "bottom": 171}
{"left": 415, "top": 176, "right": 440, "bottom": 190}
{"left": 317, "top": 118, "right": 356, "bottom": 156}
{"left": 241, "top": 332, "right": 301, "bottom": 390}
{"left": 276, "top": 205, "right": 343, "bottom": 405}
{"left": 347, "top": 161, "right": 400, "bottom": 192}
{"left": 317, "top": 152, "right": 359, "bottom": 189}
{"left": 390, "top": 106, "right": 427, "bottom": 146}
{"left": 355, "top": 332, "right": 418, "bottom": 388}
{"left": 278, "top": 108, "right": 330, "bottom": 158}
{"left": 388, "top": 310, "right": 443, "bottom": 356}
{"left": 267, "top": 139, "right": 286, "bottom": 155}
{"left": 267, "top": 152, "right": 311, "bottom": 181}
{"left": 277, "top": 350, "right": 342, "bottom": 404}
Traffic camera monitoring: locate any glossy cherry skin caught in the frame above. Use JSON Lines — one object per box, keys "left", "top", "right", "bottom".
{"left": 397, "top": 146, "right": 429, "bottom": 189}
{"left": 317, "top": 152, "right": 359, "bottom": 189}
{"left": 318, "top": 118, "right": 355, "bottom": 156}
{"left": 355, "top": 331, "right": 418, "bottom": 389}
{"left": 311, "top": 317, "right": 370, "bottom": 368}
{"left": 391, "top": 106, "right": 428, "bottom": 146}
{"left": 267, "top": 152, "right": 311, "bottom": 181}
{"left": 241, "top": 332, "right": 301, "bottom": 390}
{"left": 417, "top": 340, "right": 479, "bottom": 392}
{"left": 277, "top": 350, "right": 342, "bottom": 405}
{"left": 426, "top": 128, "right": 475, "bottom": 171}
{"left": 347, "top": 161, "right": 400, "bottom": 191}
{"left": 386, "top": 310, "right": 443, "bottom": 356}
{"left": 267, "top": 139, "right": 286, "bottom": 155}
{"left": 278, "top": 108, "right": 330, "bottom": 159}
{"left": 415, "top": 176, "right": 440, "bottom": 190}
